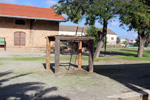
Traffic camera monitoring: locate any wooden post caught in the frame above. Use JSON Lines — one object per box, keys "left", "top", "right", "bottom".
{"left": 4, "top": 41, "right": 6, "bottom": 51}
{"left": 55, "top": 38, "right": 60, "bottom": 74}
{"left": 89, "top": 39, "right": 94, "bottom": 73}
{"left": 78, "top": 41, "right": 82, "bottom": 68}
{"left": 46, "top": 37, "right": 50, "bottom": 70}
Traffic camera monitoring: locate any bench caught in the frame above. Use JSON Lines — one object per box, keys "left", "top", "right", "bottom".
{"left": 0, "top": 37, "right": 6, "bottom": 51}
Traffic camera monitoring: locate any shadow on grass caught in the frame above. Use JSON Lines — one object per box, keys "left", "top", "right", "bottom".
{"left": 43, "top": 63, "right": 55, "bottom": 73}
{"left": 0, "top": 70, "right": 13, "bottom": 77}
{"left": 42, "top": 63, "right": 79, "bottom": 73}
{"left": 0, "top": 71, "right": 70, "bottom": 100}
{"left": 94, "top": 63, "right": 150, "bottom": 100}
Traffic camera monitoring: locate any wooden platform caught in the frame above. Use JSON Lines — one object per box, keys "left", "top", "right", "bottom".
{"left": 47, "top": 35, "right": 94, "bottom": 41}
{"left": 46, "top": 35, "right": 94, "bottom": 74}
{"left": 108, "top": 89, "right": 150, "bottom": 100}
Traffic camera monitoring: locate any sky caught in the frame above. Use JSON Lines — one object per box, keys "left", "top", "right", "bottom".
{"left": 0, "top": 0, "right": 138, "bottom": 39}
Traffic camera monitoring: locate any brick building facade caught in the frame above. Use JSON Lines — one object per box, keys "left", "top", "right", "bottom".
{"left": 0, "top": 3, "right": 65, "bottom": 51}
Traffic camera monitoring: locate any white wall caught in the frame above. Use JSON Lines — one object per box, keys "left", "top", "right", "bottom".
{"left": 59, "top": 31, "right": 117, "bottom": 45}
{"left": 59, "top": 31, "right": 85, "bottom": 36}
{"left": 106, "top": 34, "right": 117, "bottom": 45}
{"left": 120, "top": 39, "right": 126, "bottom": 43}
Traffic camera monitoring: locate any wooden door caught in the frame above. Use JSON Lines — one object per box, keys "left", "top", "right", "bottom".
{"left": 14, "top": 32, "right": 26, "bottom": 46}
{"left": 20, "top": 32, "right": 26, "bottom": 46}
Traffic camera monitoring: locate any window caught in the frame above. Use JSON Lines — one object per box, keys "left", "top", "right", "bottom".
{"left": 15, "top": 20, "right": 25, "bottom": 25}
{"left": 111, "top": 37, "right": 114, "bottom": 40}
{"left": 14, "top": 32, "right": 26, "bottom": 46}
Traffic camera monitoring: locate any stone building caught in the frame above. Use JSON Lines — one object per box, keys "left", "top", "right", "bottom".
{"left": 0, "top": 3, "right": 65, "bottom": 51}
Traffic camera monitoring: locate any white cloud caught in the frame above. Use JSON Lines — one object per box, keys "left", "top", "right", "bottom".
{"left": 0, "top": 0, "right": 16, "bottom": 3}
{"left": 45, "top": 0, "right": 57, "bottom": 7}
{"left": 120, "top": 32, "right": 138, "bottom": 39}
{"left": 110, "top": 21, "right": 119, "bottom": 27}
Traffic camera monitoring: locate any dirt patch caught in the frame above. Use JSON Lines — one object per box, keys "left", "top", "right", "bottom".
{"left": 62, "top": 70, "right": 89, "bottom": 75}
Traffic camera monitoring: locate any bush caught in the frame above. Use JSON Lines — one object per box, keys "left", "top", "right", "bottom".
{"left": 85, "top": 26, "right": 102, "bottom": 48}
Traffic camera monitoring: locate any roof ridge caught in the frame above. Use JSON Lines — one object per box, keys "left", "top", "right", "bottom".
{"left": 0, "top": 3, "right": 65, "bottom": 21}
{"left": 60, "top": 25, "right": 89, "bottom": 28}
{"left": 59, "top": 25, "right": 117, "bottom": 35}
{"left": 60, "top": 25, "right": 112, "bottom": 30}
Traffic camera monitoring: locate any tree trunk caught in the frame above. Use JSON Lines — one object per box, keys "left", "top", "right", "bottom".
{"left": 94, "top": 19, "right": 107, "bottom": 58}
{"left": 104, "top": 32, "right": 107, "bottom": 55}
{"left": 137, "top": 32, "right": 149, "bottom": 58}
{"left": 94, "top": 38, "right": 104, "bottom": 58}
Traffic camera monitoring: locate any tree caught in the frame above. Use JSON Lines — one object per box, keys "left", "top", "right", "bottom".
{"left": 117, "top": 37, "right": 121, "bottom": 44}
{"left": 118, "top": 0, "right": 150, "bottom": 57}
{"left": 123, "top": 41, "right": 128, "bottom": 47}
{"left": 134, "top": 36, "right": 150, "bottom": 47}
{"left": 53, "top": 0, "right": 121, "bottom": 58}
{"left": 86, "top": 26, "right": 102, "bottom": 48}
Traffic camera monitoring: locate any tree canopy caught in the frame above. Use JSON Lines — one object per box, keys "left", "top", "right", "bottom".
{"left": 53, "top": 0, "right": 120, "bottom": 25}
{"left": 117, "top": 37, "right": 121, "bottom": 44}
{"left": 53, "top": 0, "right": 150, "bottom": 58}
{"left": 53, "top": 0, "right": 121, "bottom": 58}
{"left": 118, "top": 0, "right": 150, "bottom": 57}
{"left": 86, "top": 26, "right": 101, "bottom": 48}
{"left": 119, "top": 0, "right": 150, "bottom": 33}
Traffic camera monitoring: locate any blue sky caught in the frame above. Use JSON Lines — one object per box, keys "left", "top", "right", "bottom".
{"left": 0, "top": 0, "right": 138, "bottom": 39}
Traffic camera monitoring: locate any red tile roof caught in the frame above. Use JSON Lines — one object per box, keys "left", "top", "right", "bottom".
{"left": 0, "top": 3, "right": 66, "bottom": 21}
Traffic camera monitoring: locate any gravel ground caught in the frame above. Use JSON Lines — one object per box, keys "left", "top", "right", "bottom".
{"left": 0, "top": 51, "right": 150, "bottom": 100}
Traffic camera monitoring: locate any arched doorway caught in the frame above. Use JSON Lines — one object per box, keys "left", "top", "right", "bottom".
{"left": 14, "top": 32, "right": 26, "bottom": 46}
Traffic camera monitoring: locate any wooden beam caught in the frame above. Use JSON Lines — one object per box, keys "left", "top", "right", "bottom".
{"left": 55, "top": 38, "right": 60, "bottom": 74}
{"left": 4, "top": 41, "right": 6, "bottom": 51}
{"left": 78, "top": 41, "right": 82, "bottom": 68}
{"left": 55, "top": 36, "right": 94, "bottom": 41}
{"left": 108, "top": 89, "right": 150, "bottom": 100}
{"left": 89, "top": 39, "right": 94, "bottom": 73}
{"left": 46, "top": 37, "right": 50, "bottom": 70}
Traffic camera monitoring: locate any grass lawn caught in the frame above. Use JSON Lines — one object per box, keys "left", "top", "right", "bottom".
{"left": 104, "top": 48, "right": 150, "bottom": 61}
{"left": 0, "top": 62, "right": 3, "bottom": 66}
{"left": 82, "top": 56, "right": 110, "bottom": 61}
{"left": 0, "top": 48, "right": 149, "bottom": 62}
{"left": 119, "top": 56, "right": 150, "bottom": 61}
{"left": 0, "top": 54, "right": 111, "bottom": 62}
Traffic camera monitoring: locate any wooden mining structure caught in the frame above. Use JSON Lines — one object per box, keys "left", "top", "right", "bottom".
{"left": 46, "top": 35, "right": 94, "bottom": 74}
